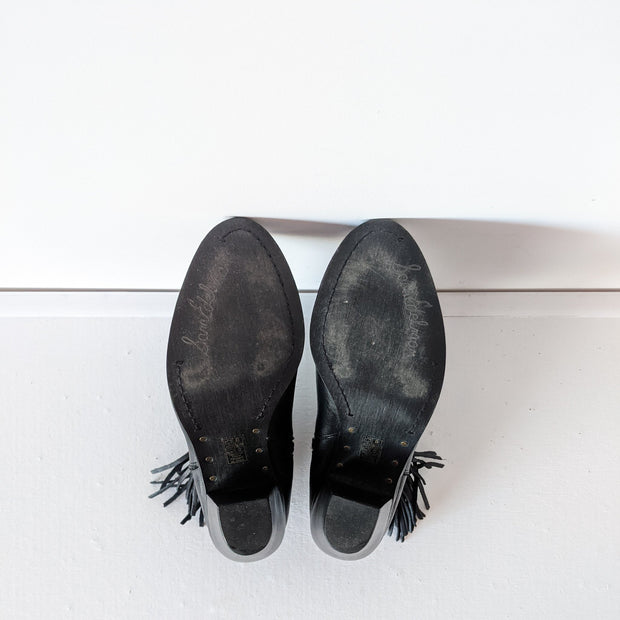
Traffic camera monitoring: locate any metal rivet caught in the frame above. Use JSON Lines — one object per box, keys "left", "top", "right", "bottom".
{"left": 209, "top": 475, "right": 217, "bottom": 481}
{"left": 343, "top": 445, "right": 351, "bottom": 451}
{"left": 205, "top": 456, "right": 213, "bottom": 463}
{"left": 262, "top": 465, "right": 269, "bottom": 471}
{"left": 199, "top": 436, "right": 207, "bottom": 442}
{"left": 391, "top": 459, "right": 399, "bottom": 466}
{"left": 252, "top": 428, "right": 260, "bottom": 434}
{"left": 347, "top": 427, "right": 355, "bottom": 433}
{"left": 385, "top": 478, "right": 393, "bottom": 484}
{"left": 400, "top": 441, "right": 408, "bottom": 447}
{"left": 255, "top": 448, "right": 263, "bottom": 454}
{"left": 336, "top": 462, "right": 343, "bottom": 468}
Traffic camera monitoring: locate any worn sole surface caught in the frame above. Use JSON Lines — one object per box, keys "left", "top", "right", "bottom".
{"left": 310, "top": 219, "right": 445, "bottom": 559}
{"left": 167, "top": 217, "right": 304, "bottom": 561}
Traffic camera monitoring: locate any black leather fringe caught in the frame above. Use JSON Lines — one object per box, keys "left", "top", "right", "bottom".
{"left": 388, "top": 450, "right": 444, "bottom": 542}
{"left": 149, "top": 453, "right": 204, "bottom": 526}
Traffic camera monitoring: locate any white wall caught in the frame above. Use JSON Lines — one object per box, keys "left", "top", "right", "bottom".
{"left": 2, "top": 1, "right": 620, "bottom": 290}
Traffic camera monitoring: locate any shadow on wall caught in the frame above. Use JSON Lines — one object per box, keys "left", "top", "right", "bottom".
{"left": 254, "top": 217, "right": 620, "bottom": 291}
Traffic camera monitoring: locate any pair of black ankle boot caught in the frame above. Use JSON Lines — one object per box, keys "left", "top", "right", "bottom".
{"left": 150, "top": 217, "right": 445, "bottom": 561}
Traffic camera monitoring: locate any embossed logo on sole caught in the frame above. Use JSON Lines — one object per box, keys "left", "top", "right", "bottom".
{"left": 182, "top": 283, "right": 217, "bottom": 354}
{"left": 221, "top": 436, "right": 248, "bottom": 465}
{"left": 360, "top": 436, "right": 383, "bottom": 464}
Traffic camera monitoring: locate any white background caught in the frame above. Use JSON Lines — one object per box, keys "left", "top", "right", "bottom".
{"left": 1, "top": 2, "right": 619, "bottom": 619}
{"left": 1, "top": 1, "right": 620, "bottom": 291}
{"left": 1, "top": 293, "right": 619, "bottom": 619}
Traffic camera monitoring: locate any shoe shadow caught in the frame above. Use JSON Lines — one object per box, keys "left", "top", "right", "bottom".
{"left": 256, "top": 216, "right": 620, "bottom": 291}
{"left": 394, "top": 218, "right": 620, "bottom": 291}
{"left": 252, "top": 217, "right": 355, "bottom": 238}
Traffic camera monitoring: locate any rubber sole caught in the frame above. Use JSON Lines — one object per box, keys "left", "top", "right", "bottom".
{"left": 167, "top": 217, "right": 304, "bottom": 561}
{"left": 310, "top": 219, "right": 445, "bottom": 559}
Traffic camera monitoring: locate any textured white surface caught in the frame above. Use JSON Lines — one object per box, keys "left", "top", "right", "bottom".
{"left": 1, "top": 292, "right": 619, "bottom": 619}
{"left": 2, "top": 1, "right": 620, "bottom": 290}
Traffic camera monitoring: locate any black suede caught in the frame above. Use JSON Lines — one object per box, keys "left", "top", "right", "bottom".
{"left": 153, "top": 217, "right": 304, "bottom": 562}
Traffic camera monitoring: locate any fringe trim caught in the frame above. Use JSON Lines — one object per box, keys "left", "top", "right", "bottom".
{"left": 149, "top": 453, "right": 204, "bottom": 526}
{"left": 388, "top": 450, "right": 444, "bottom": 542}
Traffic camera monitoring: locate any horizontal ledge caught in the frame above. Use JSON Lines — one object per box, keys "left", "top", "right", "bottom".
{"left": 1, "top": 291, "right": 620, "bottom": 319}
{"left": 1, "top": 287, "right": 620, "bottom": 294}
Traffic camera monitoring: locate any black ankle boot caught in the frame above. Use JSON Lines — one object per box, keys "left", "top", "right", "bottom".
{"left": 309, "top": 219, "right": 445, "bottom": 559}
{"left": 150, "top": 217, "right": 304, "bottom": 561}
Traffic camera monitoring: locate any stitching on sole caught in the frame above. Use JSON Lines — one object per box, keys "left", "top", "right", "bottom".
{"left": 320, "top": 227, "right": 417, "bottom": 417}
{"left": 175, "top": 360, "right": 202, "bottom": 432}
{"left": 319, "top": 228, "right": 378, "bottom": 416}
{"left": 220, "top": 225, "right": 298, "bottom": 420}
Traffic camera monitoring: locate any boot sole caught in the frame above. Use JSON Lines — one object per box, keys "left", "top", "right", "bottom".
{"left": 167, "top": 217, "right": 304, "bottom": 561}
{"left": 310, "top": 219, "right": 445, "bottom": 559}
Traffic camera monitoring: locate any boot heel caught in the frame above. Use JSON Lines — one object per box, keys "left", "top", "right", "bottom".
{"left": 311, "top": 484, "right": 392, "bottom": 560}
{"left": 204, "top": 486, "right": 287, "bottom": 561}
